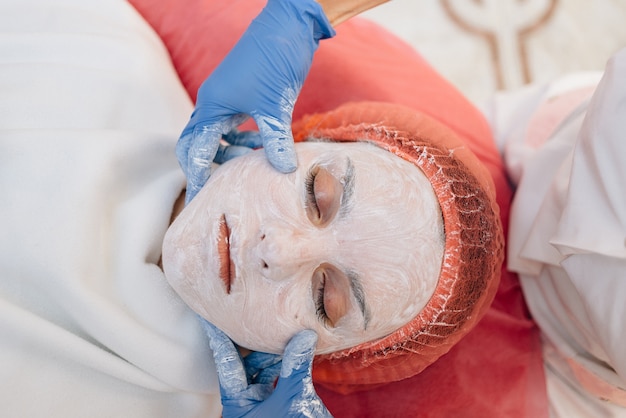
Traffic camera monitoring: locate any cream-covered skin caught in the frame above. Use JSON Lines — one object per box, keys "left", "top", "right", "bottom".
{"left": 162, "top": 142, "right": 444, "bottom": 354}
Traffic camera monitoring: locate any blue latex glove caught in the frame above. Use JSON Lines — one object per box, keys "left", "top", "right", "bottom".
{"left": 178, "top": 0, "right": 335, "bottom": 204}
{"left": 201, "top": 320, "right": 333, "bottom": 418}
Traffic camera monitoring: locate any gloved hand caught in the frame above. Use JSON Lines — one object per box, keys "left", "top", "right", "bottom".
{"left": 177, "top": 0, "right": 335, "bottom": 204}
{"left": 201, "top": 320, "right": 333, "bottom": 418}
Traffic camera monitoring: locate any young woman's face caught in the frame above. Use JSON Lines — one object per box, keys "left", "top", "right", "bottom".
{"left": 162, "top": 142, "right": 444, "bottom": 354}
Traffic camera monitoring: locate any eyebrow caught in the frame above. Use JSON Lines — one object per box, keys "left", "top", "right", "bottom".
{"left": 338, "top": 157, "right": 355, "bottom": 219}
{"left": 345, "top": 268, "right": 370, "bottom": 330}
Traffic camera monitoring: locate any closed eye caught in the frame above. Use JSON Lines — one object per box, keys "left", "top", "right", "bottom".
{"left": 315, "top": 272, "right": 329, "bottom": 324}
{"left": 305, "top": 168, "right": 320, "bottom": 220}
{"left": 304, "top": 166, "right": 342, "bottom": 226}
{"left": 312, "top": 264, "right": 350, "bottom": 328}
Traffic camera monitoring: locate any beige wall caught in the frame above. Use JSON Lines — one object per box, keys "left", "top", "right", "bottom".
{"left": 362, "top": 0, "right": 626, "bottom": 105}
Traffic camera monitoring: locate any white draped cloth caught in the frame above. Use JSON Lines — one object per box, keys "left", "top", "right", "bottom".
{"left": 488, "top": 49, "right": 626, "bottom": 417}
{"left": 0, "top": 1, "right": 221, "bottom": 416}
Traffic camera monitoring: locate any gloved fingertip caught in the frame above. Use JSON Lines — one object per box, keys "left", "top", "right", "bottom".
{"left": 184, "top": 182, "right": 201, "bottom": 206}
{"left": 280, "top": 330, "right": 318, "bottom": 379}
{"left": 253, "top": 114, "right": 298, "bottom": 173}
{"left": 289, "top": 329, "right": 318, "bottom": 349}
{"left": 268, "top": 147, "right": 297, "bottom": 173}
{"left": 199, "top": 317, "right": 231, "bottom": 346}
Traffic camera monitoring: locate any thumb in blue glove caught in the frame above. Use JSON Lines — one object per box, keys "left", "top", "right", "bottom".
{"left": 177, "top": 0, "right": 335, "bottom": 204}
{"left": 272, "top": 330, "right": 332, "bottom": 417}
{"left": 201, "top": 319, "right": 333, "bottom": 418}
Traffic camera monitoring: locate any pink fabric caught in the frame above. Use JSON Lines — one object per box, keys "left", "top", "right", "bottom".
{"left": 128, "top": 1, "right": 549, "bottom": 416}
{"left": 525, "top": 87, "right": 597, "bottom": 149}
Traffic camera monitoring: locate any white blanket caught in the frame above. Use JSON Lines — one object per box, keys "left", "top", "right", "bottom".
{"left": 0, "top": 1, "right": 221, "bottom": 416}
{"left": 488, "top": 49, "right": 626, "bottom": 417}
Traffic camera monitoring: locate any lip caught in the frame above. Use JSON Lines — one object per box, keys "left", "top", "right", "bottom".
{"left": 217, "top": 214, "right": 234, "bottom": 294}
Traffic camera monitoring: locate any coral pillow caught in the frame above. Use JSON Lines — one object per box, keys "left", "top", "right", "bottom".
{"left": 128, "top": 1, "right": 548, "bottom": 416}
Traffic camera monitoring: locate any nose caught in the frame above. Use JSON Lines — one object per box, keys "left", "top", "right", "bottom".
{"left": 256, "top": 223, "right": 330, "bottom": 281}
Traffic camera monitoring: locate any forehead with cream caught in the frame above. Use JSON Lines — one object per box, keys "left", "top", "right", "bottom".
{"left": 162, "top": 142, "right": 444, "bottom": 354}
